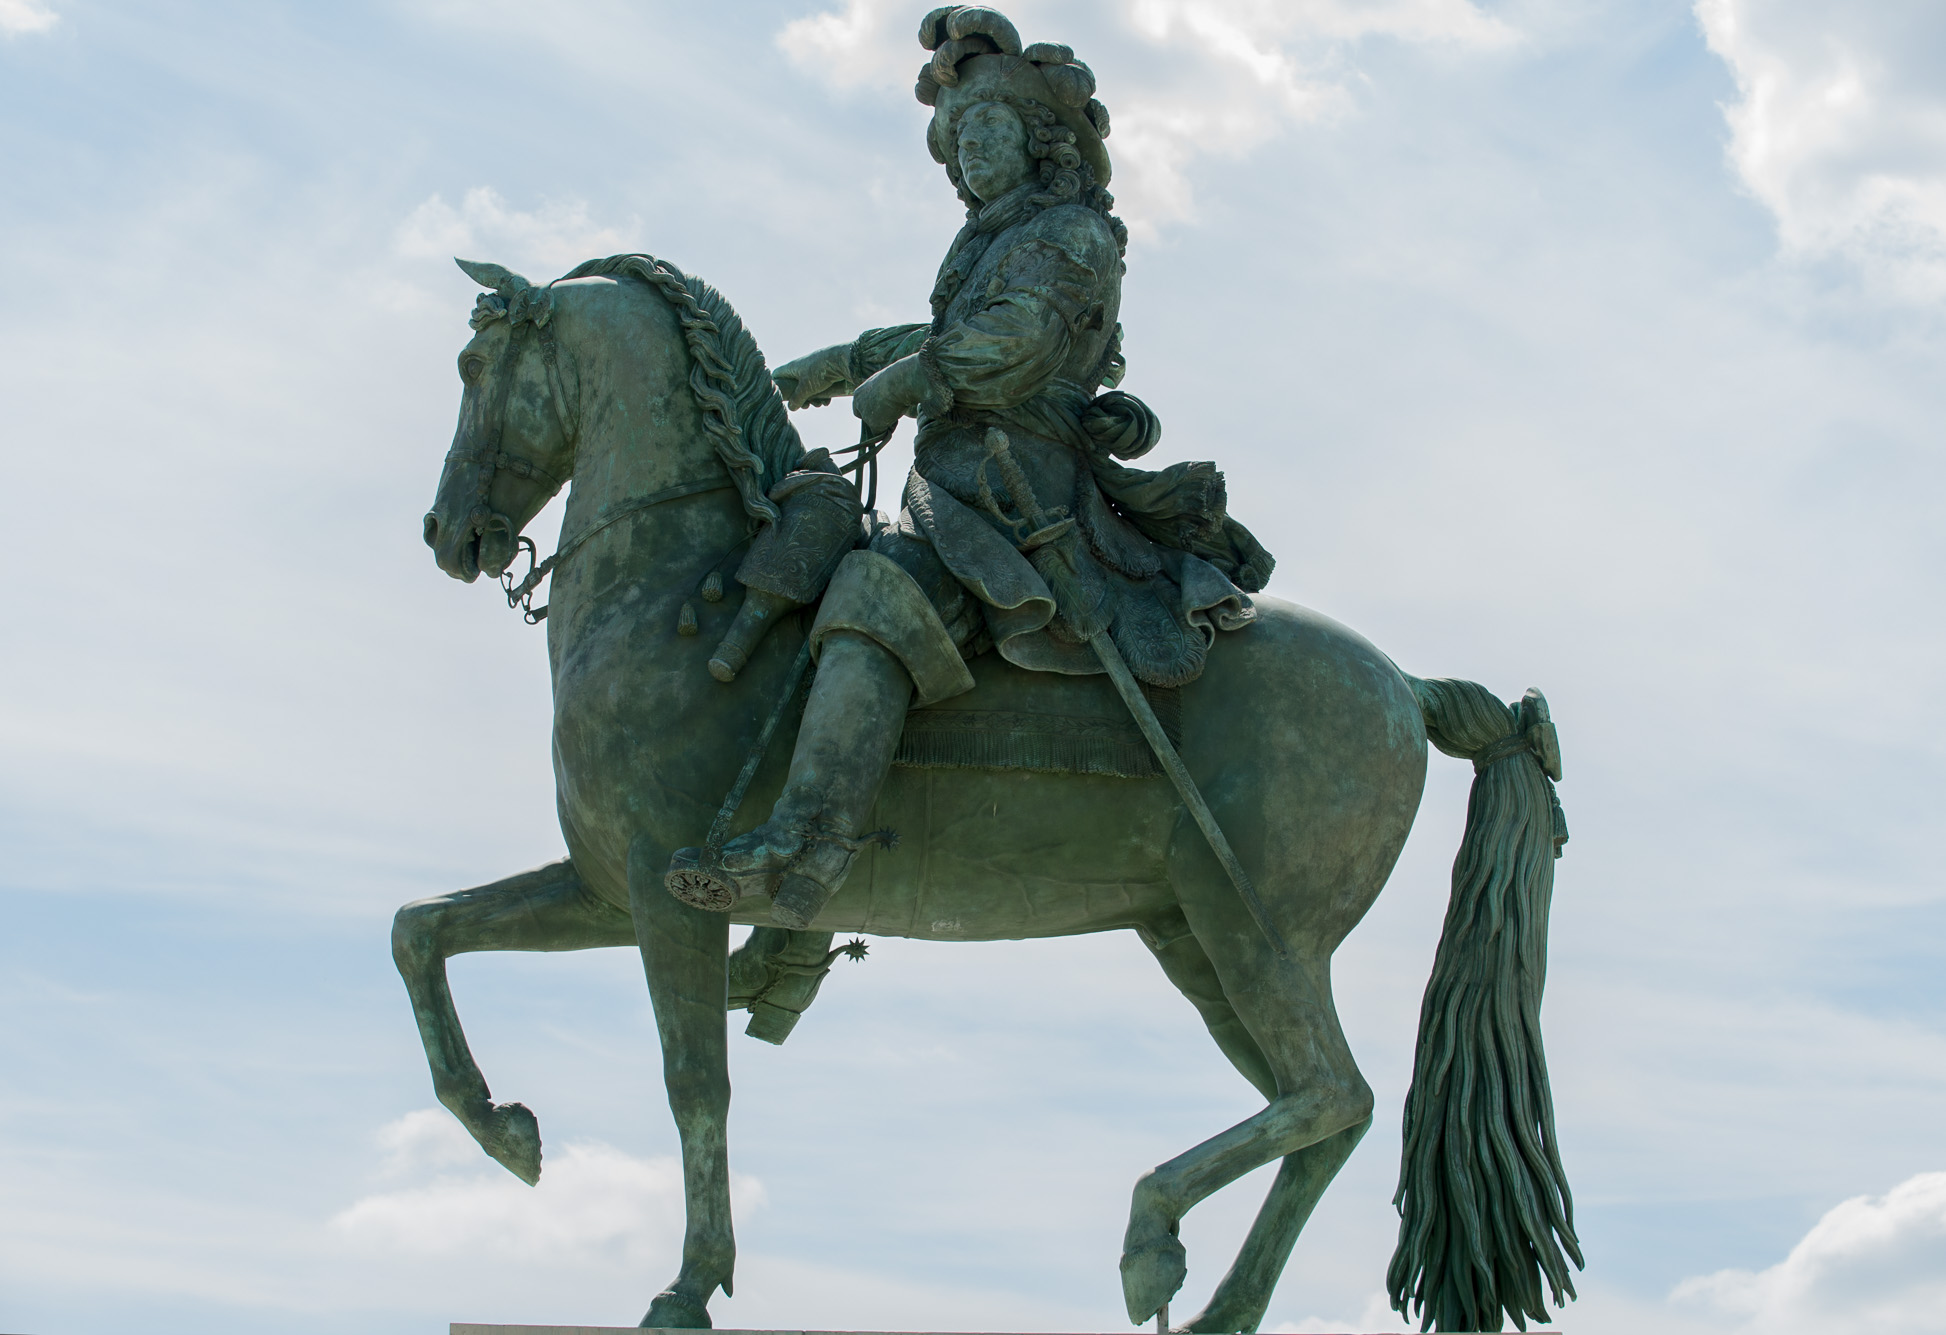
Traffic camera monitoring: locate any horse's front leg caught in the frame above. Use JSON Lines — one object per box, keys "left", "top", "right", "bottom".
{"left": 629, "top": 835, "right": 734, "bottom": 1330}
{"left": 392, "top": 858, "right": 636, "bottom": 1183}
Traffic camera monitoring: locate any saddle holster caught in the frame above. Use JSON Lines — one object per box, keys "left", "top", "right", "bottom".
{"left": 707, "top": 459, "right": 863, "bottom": 683}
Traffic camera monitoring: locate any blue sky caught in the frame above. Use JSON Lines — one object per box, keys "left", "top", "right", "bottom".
{"left": 2, "top": 1, "right": 1943, "bottom": 1332}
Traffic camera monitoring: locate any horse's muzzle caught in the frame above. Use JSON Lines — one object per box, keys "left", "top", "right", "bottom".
{"left": 423, "top": 509, "right": 484, "bottom": 582}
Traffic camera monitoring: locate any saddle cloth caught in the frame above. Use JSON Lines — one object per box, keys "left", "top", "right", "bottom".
{"left": 892, "top": 648, "right": 1181, "bottom": 780}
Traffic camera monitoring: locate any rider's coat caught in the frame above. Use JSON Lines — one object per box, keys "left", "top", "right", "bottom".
{"left": 839, "top": 182, "right": 1273, "bottom": 688}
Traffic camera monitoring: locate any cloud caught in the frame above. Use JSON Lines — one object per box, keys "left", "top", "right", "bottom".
{"left": 774, "top": 0, "right": 1517, "bottom": 234}
{"left": 1117, "top": 0, "right": 1516, "bottom": 226}
{"left": 396, "top": 187, "right": 637, "bottom": 276}
{"left": 333, "top": 1110, "right": 764, "bottom": 1268}
{"left": 1673, "top": 1172, "right": 1946, "bottom": 1334}
{"left": 0, "top": 0, "right": 57, "bottom": 36}
{"left": 1130, "top": 0, "right": 1514, "bottom": 64}
{"left": 777, "top": 0, "right": 914, "bottom": 91}
{"left": 1696, "top": 0, "right": 1946, "bottom": 299}
{"left": 371, "top": 1107, "right": 490, "bottom": 1177}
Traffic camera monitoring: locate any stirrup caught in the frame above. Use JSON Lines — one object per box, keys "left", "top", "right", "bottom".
{"left": 666, "top": 811, "right": 815, "bottom": 912}
{"left": 664, "top": 847, "right": 747, "bottom": 912}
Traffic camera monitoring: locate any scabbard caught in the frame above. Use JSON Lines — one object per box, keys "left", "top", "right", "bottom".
{"left": 1087, "top": 629, "right": 1290, "bottom": 959}
{"left": 981, "top": 425, "right": 1287, "bottom": 958}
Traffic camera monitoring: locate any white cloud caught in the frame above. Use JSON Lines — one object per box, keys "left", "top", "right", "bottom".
{"left": 372, "top": 1107, "right": 488, "bottom": 1177}
{"left": 333, "top": 1110, "right": 764, "bottom": 1267}
{"left": 0, "top": 0, "right": 56, "bottom": 35}
{"left": 1117, "top": 0, "right": 1515, "bottom": 226}
{"left": 774, "top": 0, "right": 1517, "bottom": 234}
{"left": 1673, "top": 1172, "right": 1946, "bottom": 1334}
{"left": 777, "top": 0, "right": 914, "bottom": 91}
{"left": 396, "top": 187, "right": 636, "bottom": 276}
{"left": 1130, "top": 0, "right": 1513, "bottom": 65}
{"left": 1697, "top": 0, "right": 1946, "bottom": 299}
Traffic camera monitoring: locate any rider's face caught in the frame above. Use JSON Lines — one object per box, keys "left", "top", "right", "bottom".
{"left": 957, "top": 102, "right": 1034, "bottom": 203}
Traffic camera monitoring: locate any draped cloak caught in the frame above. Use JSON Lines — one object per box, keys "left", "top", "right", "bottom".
{"left": 837, "top": 183, "right": 1273, "bottom": 688}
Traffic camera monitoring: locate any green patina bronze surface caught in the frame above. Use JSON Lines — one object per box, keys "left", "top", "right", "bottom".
{"left": 392, "top": 8, "right": 1582, "bottom": 1333}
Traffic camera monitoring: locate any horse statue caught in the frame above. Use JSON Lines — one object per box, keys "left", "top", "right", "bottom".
{"left": 398, "top": 252, "right": 1582, "bottom": 1333}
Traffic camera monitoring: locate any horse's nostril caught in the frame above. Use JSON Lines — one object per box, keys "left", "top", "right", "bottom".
{"left": 423, "top": 512, "right": 440, "bottom": 548}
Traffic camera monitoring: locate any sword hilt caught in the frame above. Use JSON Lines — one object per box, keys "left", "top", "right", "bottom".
{"left": 983, "top": 426, "right": 1072, "bottom": 550}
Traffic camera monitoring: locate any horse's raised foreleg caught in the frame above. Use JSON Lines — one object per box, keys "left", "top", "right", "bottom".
{"left": 629, "top": 836, "right": 734, "bottom": 1330}
{"left": 1122, "top": 908, "right": 1373, "bottom": 1327}
{"left": 392, "top": 858, "right": 635, "bottom": 1183}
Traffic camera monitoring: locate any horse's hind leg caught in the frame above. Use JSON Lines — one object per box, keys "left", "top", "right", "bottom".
{"left": 1141, "top": 912, "right": 1372, "bottom": 1332}
{"left": 1119, "top": 968, "right": 1372, "bottom": 1328}
{"left": 1183, "top": 1123, "right": 1369, "bottom": 1333}
{"left": 1144, "top": 909, "right": 1276, "bottom": 1102}
{"left": 1142, "top": 912, "right": 1372, "bottom": 1332}
{"left": 1123, "top": 889, "right": 1373, "bottom": 1329}
{"left": 392, "top": 858, "right": 635, "bottom": 1183}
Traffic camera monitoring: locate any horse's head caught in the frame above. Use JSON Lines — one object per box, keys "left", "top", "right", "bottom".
{"left": 424, "top": 259, "right": 578, "bottom": 582}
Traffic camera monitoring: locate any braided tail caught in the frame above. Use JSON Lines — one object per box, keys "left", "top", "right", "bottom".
{"left": 1387, "top": 676, "right": 1581, "bottom": 1332}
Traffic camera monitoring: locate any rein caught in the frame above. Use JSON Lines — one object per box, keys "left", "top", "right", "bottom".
{"left": 444, "top": 313, "right": 578, "bottom": 573}
{"left": 450, "top": 301, "right": 739, "bottom": 624}
{"left": 500, "top": 474, "right": 738, "bottom": 623}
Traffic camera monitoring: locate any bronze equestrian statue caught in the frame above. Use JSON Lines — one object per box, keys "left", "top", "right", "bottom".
{"left": 397, "top": 7, "right": 1582, "bottom": 1332}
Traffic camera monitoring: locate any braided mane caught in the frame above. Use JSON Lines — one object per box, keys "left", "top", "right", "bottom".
{"left": 558, "top": 253, "right": 805, "bottom": 526}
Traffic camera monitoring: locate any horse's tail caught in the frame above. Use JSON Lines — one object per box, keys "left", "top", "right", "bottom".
{"left": 1386, "top": 675, "right": 1582, "bottom": 1332}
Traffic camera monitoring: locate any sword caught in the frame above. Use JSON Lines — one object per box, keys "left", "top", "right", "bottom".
{"left": 981, "top": 428, "right": 1289, "bottom": 959}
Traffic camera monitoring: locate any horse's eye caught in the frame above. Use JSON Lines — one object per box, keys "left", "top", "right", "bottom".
{"left": 460, "top": 355, "right": 487, "bottom": 383}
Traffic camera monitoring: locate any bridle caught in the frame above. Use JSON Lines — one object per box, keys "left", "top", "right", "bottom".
{"left": 444, "top": 297, "right": 734, "bottom": 624}
{"left": 442, "top": 306, "right": 575, "bottom": 562}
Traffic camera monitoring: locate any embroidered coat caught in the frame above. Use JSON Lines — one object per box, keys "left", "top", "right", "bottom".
{"left": 838, "top": 185, "right": 1272, "bottom": 688}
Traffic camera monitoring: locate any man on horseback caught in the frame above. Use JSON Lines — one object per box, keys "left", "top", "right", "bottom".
{"left": 671, "top": 5, "right": 1272, "bottom": 930}
{"left": 413, "top": 14, "right": 1580, "bottom": 1325}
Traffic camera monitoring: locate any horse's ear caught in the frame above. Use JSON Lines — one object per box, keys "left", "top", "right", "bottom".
{"left": 456, "top": 258, "right": 532, "bottom": 295}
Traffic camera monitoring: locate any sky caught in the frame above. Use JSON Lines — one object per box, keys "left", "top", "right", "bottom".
{"left": 1, "top": 1, "right": 1944, "bottom": 1333}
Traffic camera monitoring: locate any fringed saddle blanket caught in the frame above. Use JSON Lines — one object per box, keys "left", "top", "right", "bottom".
{"left": 893, "top": 653, "right": 1181, "bottom": 780}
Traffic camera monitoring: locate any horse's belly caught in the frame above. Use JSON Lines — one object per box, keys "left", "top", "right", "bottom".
{"left": 728, "top": 765, "right": 1183, "bottom": 941}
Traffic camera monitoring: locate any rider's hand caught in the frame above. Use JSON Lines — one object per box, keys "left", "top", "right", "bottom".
{"left": 772, "top": 343, "right": 854, "bottom": 410}
{"left": 852, "top": 354, "right": 927, "bottom": 437}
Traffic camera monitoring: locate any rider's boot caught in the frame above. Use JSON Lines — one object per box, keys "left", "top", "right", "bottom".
{"left": 710, "top": 629, "right": 914, "bottom": 929}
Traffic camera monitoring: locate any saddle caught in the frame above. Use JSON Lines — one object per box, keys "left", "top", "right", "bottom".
{"left": 893, "top": 648, "right": 1181, "bottom": 780}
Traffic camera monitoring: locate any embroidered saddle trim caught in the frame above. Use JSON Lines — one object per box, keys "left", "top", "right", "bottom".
{"left": 893, "top": 687, "right": 1181, "bottom": 780}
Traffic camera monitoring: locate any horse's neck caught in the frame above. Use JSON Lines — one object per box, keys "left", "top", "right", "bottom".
{"left": 559, "top": 353, "right": 726, "bottom": 533}
{"left": 545, "top": 290, "right": 751, "bottom": 649}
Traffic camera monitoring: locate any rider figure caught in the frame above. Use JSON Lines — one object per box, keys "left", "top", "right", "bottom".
{"left": 670, "top": 6, "right": 1272, "bottom": 930}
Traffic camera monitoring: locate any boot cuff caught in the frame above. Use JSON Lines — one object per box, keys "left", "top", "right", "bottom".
{"left": 811, "top": 550, "right": 977, "bottom": 707}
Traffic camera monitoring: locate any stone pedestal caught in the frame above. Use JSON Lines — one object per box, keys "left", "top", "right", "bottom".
{"left": 450, "top": 1328, "right": 1547, "bottom": 1335}
{"left": 453, "top": 1329, "right": 1145, "bottom": 1335}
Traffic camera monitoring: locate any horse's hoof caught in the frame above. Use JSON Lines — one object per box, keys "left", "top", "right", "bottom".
{"left": 1176, "top": 1302, "right": 1256, "bottom": 1334}
{"left": 640, "top": 1288, "right": 712, "bottom": 1328}
{"left": 1120, "top": 1232, "right": 1188, "bottom": 1325}
{"left": 478, "top": 1101, "right": 543, "bottom": 1185}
